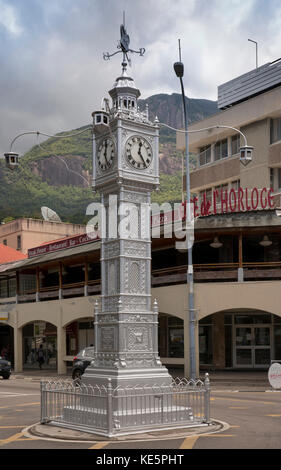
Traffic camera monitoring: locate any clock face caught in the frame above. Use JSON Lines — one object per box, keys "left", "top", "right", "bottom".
{"left": 97, "top": 138, "right": 115, "bottom": 171}
{"left": 125, "top": 136, "right": 153, "bottom": 170}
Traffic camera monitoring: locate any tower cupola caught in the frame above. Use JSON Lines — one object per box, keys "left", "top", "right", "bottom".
{"left": 109, "top": 67, "right": 140, "bottom": 114}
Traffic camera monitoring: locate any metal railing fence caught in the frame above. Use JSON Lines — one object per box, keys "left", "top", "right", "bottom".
{"left": 40, "top": 373, "right": 211, "bottom": 437}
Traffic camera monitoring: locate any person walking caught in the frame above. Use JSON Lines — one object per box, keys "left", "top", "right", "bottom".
{"left": 37, "top": 345, "right": 45, "bottom": 370}
{"left": 1, "top": 346, "right": 8, "bottom": 359}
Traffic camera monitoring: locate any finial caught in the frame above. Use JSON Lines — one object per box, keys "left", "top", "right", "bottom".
{"left": 145, "top": 103, "right": 149, "bottom": 119}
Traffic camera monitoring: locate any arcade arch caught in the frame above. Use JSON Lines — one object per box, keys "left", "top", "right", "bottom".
{"left": 21, "top": 320, "right": 57, "bottom": 370}
{"left": 198, "top": 308, "right": 281, "bottom": 370}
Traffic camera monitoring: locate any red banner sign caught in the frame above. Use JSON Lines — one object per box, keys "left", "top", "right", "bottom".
{"left": 192, "top": 187, "right": 275, "bottom": 218}
{"left": 28, "top": 232, "right": 98, "bottom": 258}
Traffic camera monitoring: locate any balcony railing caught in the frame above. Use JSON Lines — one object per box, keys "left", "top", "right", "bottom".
{"left": 17, "top": 279, "right": 102, "bottom": 303}
{"left": 152, "top": 262, "right": 281, "bottom": 285}
{"left": 9, "top": 261, "right": 281, "bottom": 304}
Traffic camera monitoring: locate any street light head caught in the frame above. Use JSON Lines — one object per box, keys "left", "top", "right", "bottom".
{"left": 174, "top": 61, "right": 184, "bottom": 78}
{"left": 240, "top": 145, "right": 253, "bottom": 166}
{"left": 4, "top": 152, "right": 19, "bottom": 170}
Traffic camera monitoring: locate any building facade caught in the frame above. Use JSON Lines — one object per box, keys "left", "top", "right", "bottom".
{"left": 0, "top": 218, "right": 86, "bottom": 254}
{"left": 1, "top": 207, "right": 281, "bottom": 376}
{"left": 177, "top": 60, "right": 281, "bottom": 210}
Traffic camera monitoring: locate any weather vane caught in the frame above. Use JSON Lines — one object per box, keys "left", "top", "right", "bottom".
{"left": 103, "top": 12, "right": 145, "bottom": 70}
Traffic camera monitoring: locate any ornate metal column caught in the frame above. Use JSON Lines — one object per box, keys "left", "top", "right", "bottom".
{"left": 82, "top": 21, "right": 171, "bottom": 390}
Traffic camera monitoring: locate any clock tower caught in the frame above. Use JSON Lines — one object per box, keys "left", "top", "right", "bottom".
{"left": 83, "top": 22, "right": 171, "bottom": 390}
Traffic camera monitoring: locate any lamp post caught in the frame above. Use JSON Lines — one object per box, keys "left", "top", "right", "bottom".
{"left": 174, "top": 40, "right": 196, "bottom": 380}
{"left": 248, "top": 39, "right": 258, "bottom": 69}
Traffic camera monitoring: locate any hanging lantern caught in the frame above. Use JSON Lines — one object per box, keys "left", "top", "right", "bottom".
{"left": 240, "top": 145, "right": 253, "bottom": 166}
{"left": 210, "top": 237, "right": 223, "bottom": 248}
{"left": 4, "top": 152, "right": 19, "bottom": 170}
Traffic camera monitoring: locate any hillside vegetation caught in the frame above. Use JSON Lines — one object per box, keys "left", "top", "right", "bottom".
{"left": 0, "top": 93, "right": 218, "bottom": 224}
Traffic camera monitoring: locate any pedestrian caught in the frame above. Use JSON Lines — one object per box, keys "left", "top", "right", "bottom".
{"left": 1, "top": 346, "right": 8, "bottom": 359}
{"left": 37, "top": 345, "right": 45, "bottom": 370}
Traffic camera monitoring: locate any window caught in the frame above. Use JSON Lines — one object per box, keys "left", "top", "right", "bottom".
{"left": 231, "top": 135, "right": 240, "bottom": 155}
{"left": 17, "top": 235, "right": 21, "bottom": 251}
{"left": 9, "top": 278, "right": 16, "bottom": 297}
{"left": 199, "top": 189, "right": 212, "bottom": 205}
{"left": 214, "top": 139, "right": 228, "bottom": 161}
{"left": 231, "top": 180, "right": 240, "bottom": 191}
{"left": 214, "top": 183, "right": 229, "bottom": 203}
{"left": 270, "top": 117, "right": 281, "bottom": 144}
{"left": 20, "top": 275, "right": 36, "bottom": 293}
{"left": 269, "top": 168, "right": 281, "bottom": 190}
{"left": 0, "top": 278, "right": 16, "bottom": 298}
{"left": 0, "top": 279, "right": 8, "bottom": 298}
{"left": 3, "top": 239, "right": 7, "bottom": 246}
{"left": 199, "top": 316, "right": 213, "bottom": 365}
{"left": 199, "top": 145, "right": 211, "bottom": 166}
{"left": 278, "top": 169, "right": 281, "bottom": 190}
{"left": 270, "top": 168, "right": 274, "bottom": 189}
{"left": 168, "top": 317, "right": 184, "bottom": 358}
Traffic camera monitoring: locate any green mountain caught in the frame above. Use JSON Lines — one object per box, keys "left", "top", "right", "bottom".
{"left": 0, "top": 94, "right": 218, "bottom": 224}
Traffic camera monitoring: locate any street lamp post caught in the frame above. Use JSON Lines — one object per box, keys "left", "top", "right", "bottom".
{"left": 248, "top": 39, "right": 258, "bottom": 69}
{"left": 174, "top": 40, "right": 196, "bottom": 380}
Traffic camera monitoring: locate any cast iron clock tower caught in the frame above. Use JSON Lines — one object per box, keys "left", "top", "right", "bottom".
{"left": 83, "top": 21, "right": 171, "bottom": 389}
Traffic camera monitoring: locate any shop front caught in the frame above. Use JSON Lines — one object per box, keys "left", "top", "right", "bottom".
{"left": 203, "top": 311, "right": 281, "bottom": 370}
{"left": 159, "top": 311, "right": 281, "bottom": 370}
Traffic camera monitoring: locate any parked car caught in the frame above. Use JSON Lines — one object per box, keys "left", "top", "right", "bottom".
{"left": 0, "top": 356, "right": 11, "bottom": 380}
{"left": 72, "top": 347, "right": 95, "bottom": 381}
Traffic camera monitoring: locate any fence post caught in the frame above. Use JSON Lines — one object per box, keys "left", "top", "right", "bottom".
{"left": 40, "top": 381, "right": 47, "bottom": 424}
{"left": 204, "top": 373, "right": 211, "bottom": 424}
{"left": 107, "top": 378, "right": 113, "bottom": 436}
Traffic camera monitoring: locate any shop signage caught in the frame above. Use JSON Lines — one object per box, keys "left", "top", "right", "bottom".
{"left": 152, "top": 188, "right": 275, "bottom": 228}
{"left": 268, "top": 362, "right": 281, "bottom": 389}
{"left": 192, "top": 187, "right": 275, "bottom": 218}
{"left": 28, "top": 232, "right": 98, "bottom": 258}
{"left": 0, "top": 312, "right": 8, "bottom": 322}
{"left": 34, "top": 321, "right": 46, "bottom": 337}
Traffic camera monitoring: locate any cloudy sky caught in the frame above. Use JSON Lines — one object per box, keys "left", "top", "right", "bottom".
{"left": 0, "top": 0, "right": 280, "bottom": 155}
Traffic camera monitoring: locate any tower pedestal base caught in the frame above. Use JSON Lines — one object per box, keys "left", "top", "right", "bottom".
{"left": 82, "top": 364, "right": 173, "bottom": 389}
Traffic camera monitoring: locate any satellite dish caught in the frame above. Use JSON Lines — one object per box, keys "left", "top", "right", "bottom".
{"left": 41, "top": 207, "right": 61, "bottom": 223}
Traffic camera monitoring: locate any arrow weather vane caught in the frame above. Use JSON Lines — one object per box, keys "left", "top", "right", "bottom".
{"left": 103, "top": 12, "right": 145, "bottom": 70}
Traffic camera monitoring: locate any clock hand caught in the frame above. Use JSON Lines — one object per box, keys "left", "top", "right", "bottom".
{"left": 138, "top": 142, "right": 146, "bottom": 166}
{"left": 104, "top": 140, "right": 108, "bottom": 164}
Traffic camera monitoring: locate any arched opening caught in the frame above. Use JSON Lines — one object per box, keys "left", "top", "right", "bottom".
{"left": 199, "top": 309, "right": 281, "bottom": 370}
{"left": 22, "top": 321, "right": 57, "bottom": 370}
{"left": 0, "top": 323, "right": 14, "bottom": 366}
{"left": 65, "top": 317, "right": 94, "bottom": 357}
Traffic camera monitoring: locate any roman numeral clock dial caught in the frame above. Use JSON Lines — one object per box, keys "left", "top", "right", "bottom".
{"left": 97, "top": 138, "right": 115, "bottom": 171}
{"left": 125, "top": 136, "right": 153, "bottom": 169}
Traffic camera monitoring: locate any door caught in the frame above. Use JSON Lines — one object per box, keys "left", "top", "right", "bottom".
{"left": 254, "top": 326, "right": 271, "bottom": 367}
{"left": 234, "top": 325, "right": 271, "bottom": 368}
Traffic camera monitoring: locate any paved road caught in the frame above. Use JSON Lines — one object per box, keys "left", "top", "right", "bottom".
{"left": 1, "top": 377, "right": 281, "bottom": 450}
